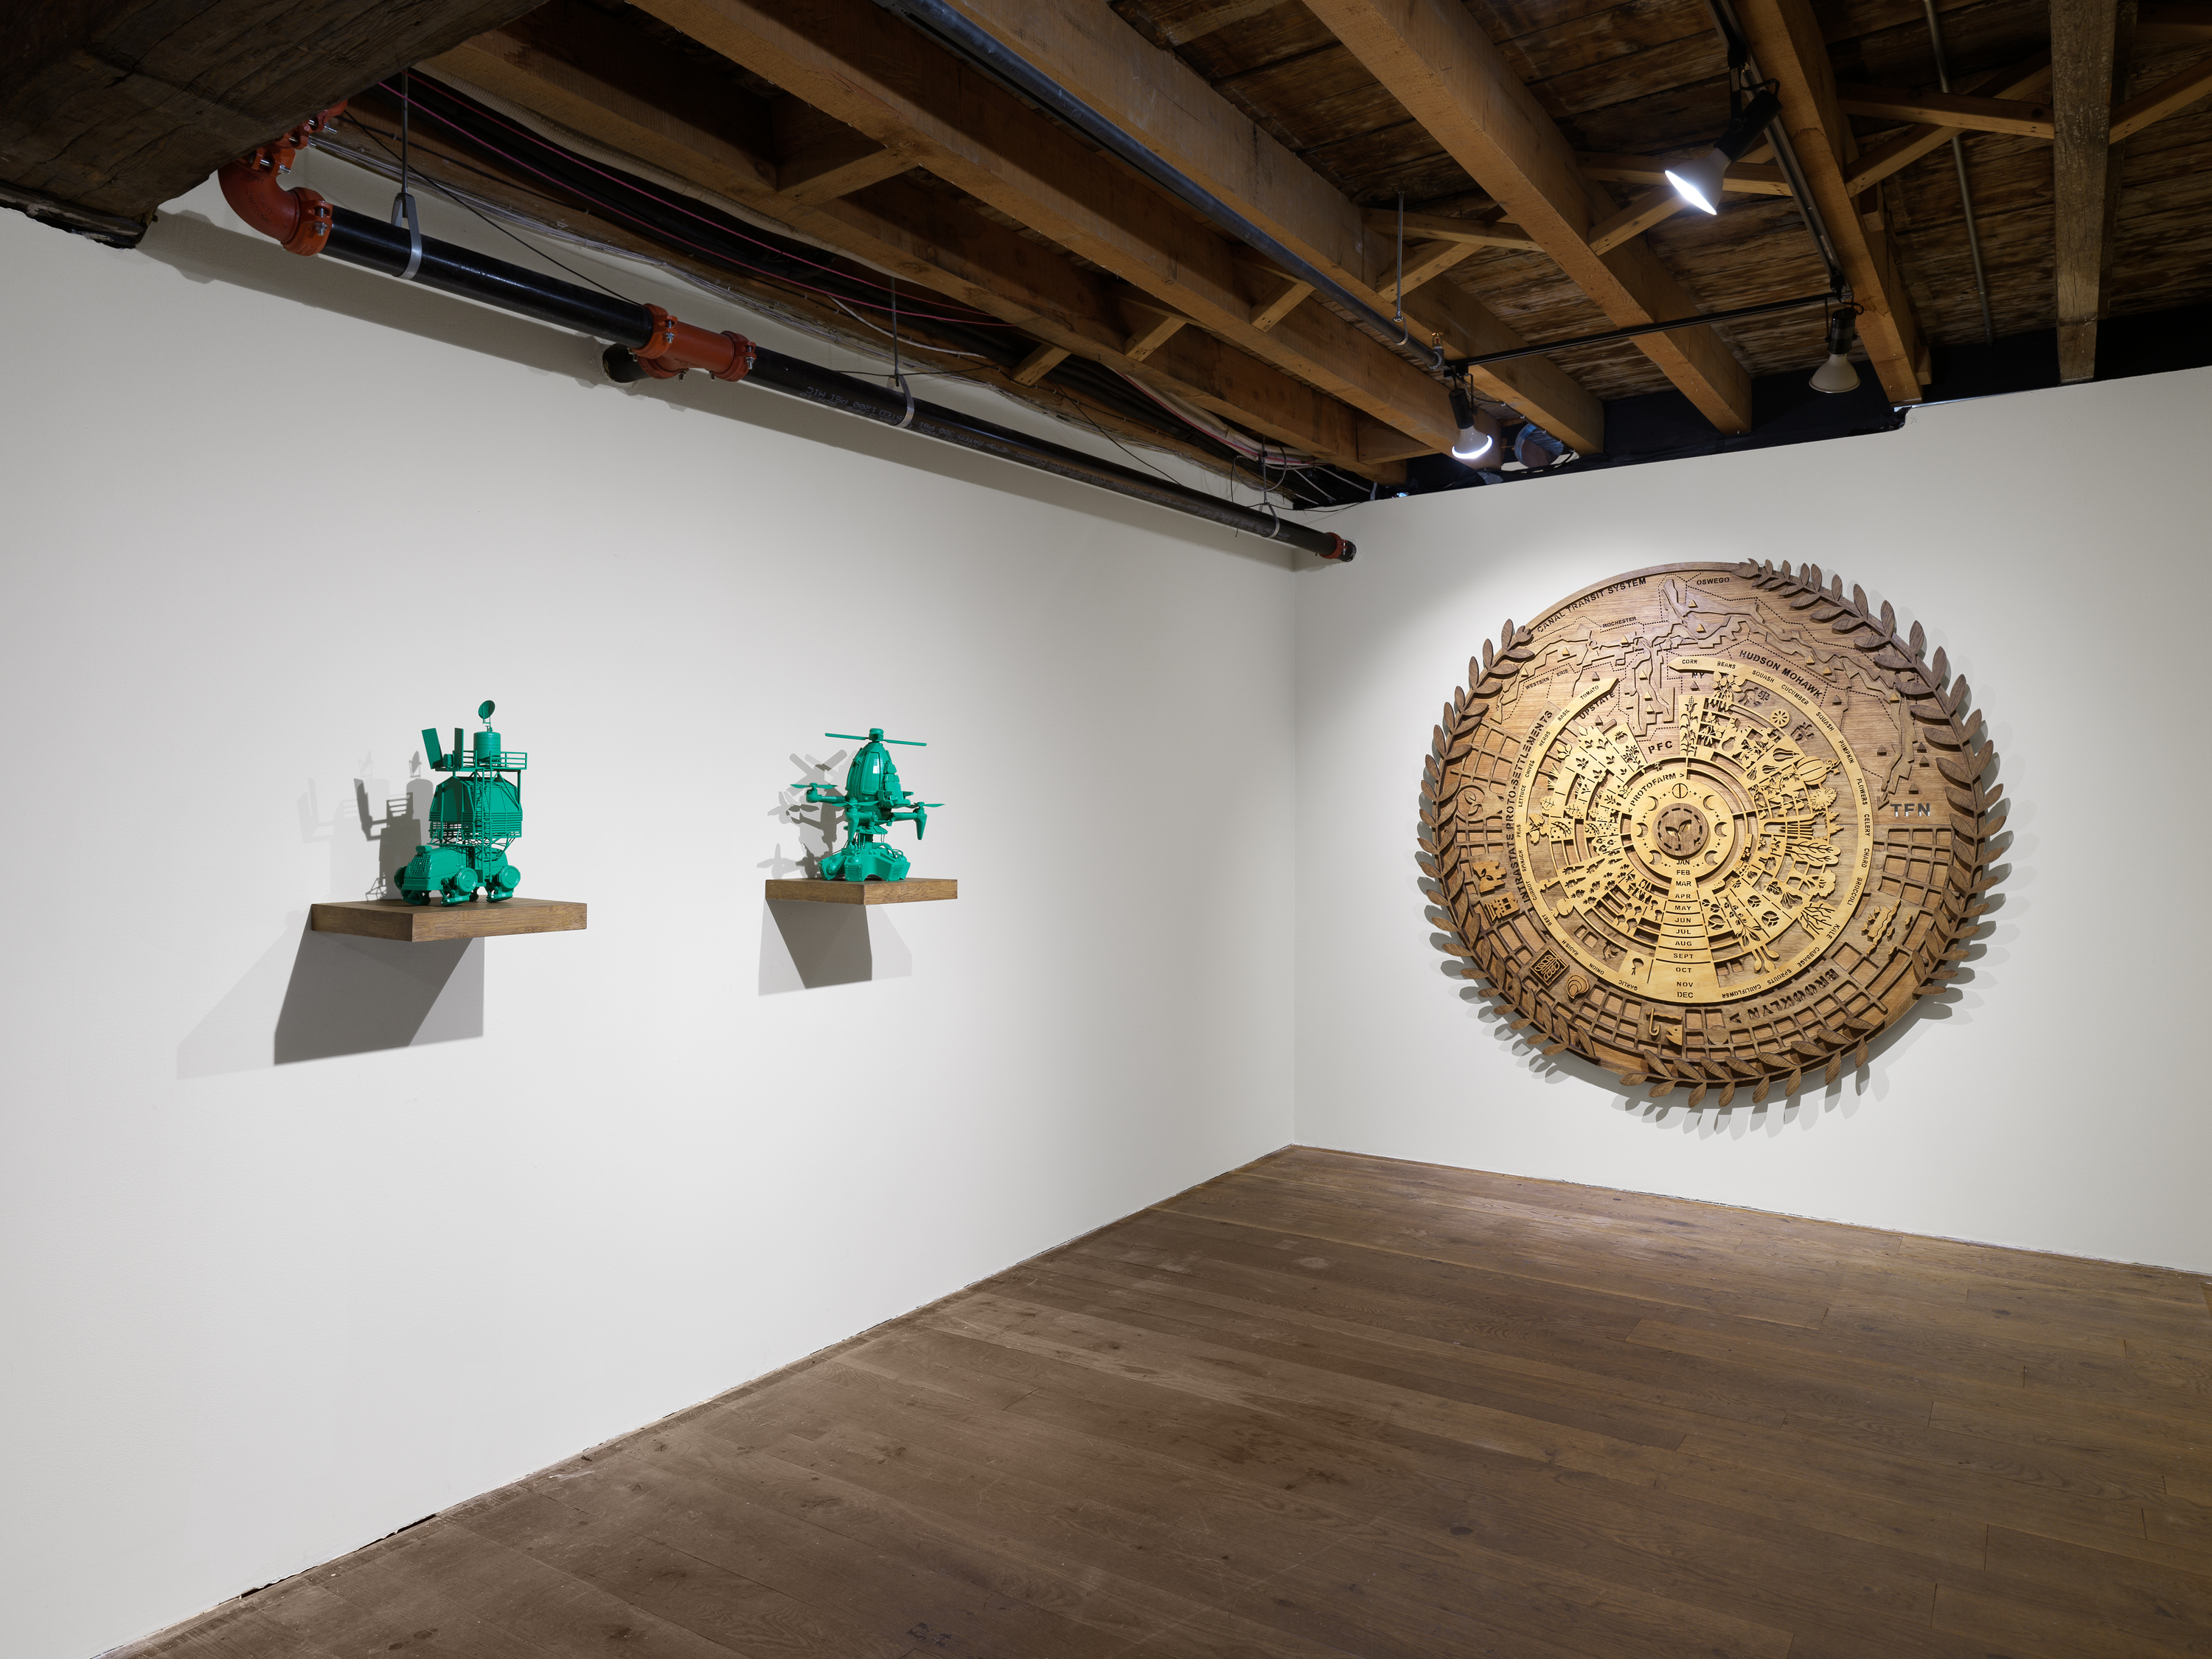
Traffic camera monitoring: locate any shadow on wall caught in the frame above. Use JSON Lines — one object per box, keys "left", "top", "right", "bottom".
{"left": 759, "top": 900, "right": 912, "bottom": 994}
{"left": 177, "top": 915, "right": 484, "bottom": 1076}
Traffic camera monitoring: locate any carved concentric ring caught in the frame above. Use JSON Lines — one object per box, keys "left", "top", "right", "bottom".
{"left": 1419, "top": 561, "right": 2003, "bottom": 1107}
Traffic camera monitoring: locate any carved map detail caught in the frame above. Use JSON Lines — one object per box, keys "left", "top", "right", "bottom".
{"left": 1421, "top": 561, "right": 2003, "bottom": 1106}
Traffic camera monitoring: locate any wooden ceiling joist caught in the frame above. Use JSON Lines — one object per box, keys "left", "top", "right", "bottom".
{"left": 2051, "top": 0, "right": 2126, "bottom": 382}
{"left": 877, "top": 0, "right": 1604, "bottom": 453}
{"left": 425, "top": 14, "right": 1385, "bottom": 474}
{"left": 771, "top": 100, "right": 909, "bottom": 204}
{"left": 2108, "top": 54, "right": 2212, "bottom": 141}
{"left": 1834, "top": 83, "right": 2056, "bottom": 139}
{"left": 1733, "top": 0, "right": 1927, "bottom": 406}
{"left": 1362, "top": 211, "right": 1544, "bottom": 251}
{"left": 1301, "top": 0, "right": 1756, "bottom": 434}
{"left": 630, "top": 0, "right": 1468, "bottom": 455}
{"left": 1841, "top": 54, "right": 2053, "bottom": 196}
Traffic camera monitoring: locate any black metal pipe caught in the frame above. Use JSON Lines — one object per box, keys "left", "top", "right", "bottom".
{"left": 871, "top": 0, "right": 1442, "bottom": 378}
{"left": 607, "top": 344, "right": 1350, "bottom": 557}
{"left": 1450, "top": 291, "right": 1836, "bottom": 369}
{"left": 319, "top": 202, "right": 1351, "bottom": 558}
{"left": 324, "top": 206, "right": 656, "bottom": 346}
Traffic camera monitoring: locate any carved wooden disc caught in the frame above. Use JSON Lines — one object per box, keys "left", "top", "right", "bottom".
{"left": 1421, "top": 560, "right": 2002, "bottom": 1105}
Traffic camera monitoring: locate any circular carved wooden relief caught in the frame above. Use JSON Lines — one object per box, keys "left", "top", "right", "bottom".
{"left": 1421, "top": 561, "right": 2002, "bottom": 1106}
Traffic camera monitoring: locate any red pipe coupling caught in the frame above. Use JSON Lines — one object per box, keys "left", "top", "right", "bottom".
{"left": 217, "top": 103, "right": 347, "bottom": 256}
{"left": 629, "top": 305, "right": 757, "bottom": 382}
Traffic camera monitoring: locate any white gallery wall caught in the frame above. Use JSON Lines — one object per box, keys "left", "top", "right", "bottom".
{"left": 1293, "top": 364, "right": 2212, "bottom": 1274}
{"left": 0, "top": 164, "right": 1297, "bottom": 1659}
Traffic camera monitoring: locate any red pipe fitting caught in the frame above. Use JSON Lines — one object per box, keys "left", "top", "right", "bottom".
{"left": 217, "top": 103, "right": 347, "bottom": 256}
{"left": 629, "top": 305, "right": 757, "bottom": 382}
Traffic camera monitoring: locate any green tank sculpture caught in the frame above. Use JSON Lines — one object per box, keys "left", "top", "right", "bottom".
{"left": 394, "top": 700, "right": 526, "bottom": 905}
{"left": 799, "top": 728, "right": 941, "bottom": 881}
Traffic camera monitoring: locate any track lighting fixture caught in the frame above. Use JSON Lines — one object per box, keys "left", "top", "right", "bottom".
{"left": 1447, "top": 385, "right": 1500, "bottom": 464}
{"left": 1666, "top": 85, "right": 1784, "bottom": 215}
{"left": 1809, "top": 305, "right": 1864, "bottom": 394}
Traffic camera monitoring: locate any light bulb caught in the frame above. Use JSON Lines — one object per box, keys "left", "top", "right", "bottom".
{"left": 1452, "top": 424, "right": 1495, "bottom": 462}
{"left": 1809, "top": 305, "right": 1863, "bottom": 393}
{"left": 1666, "top": 150, "right": 1725, "bottom": 215}
{"left": 1446, "top": 386, "right": 1500, "bottom": 465}
{"left": 1809, "top": 352, "right": 1860, "bottom": 394}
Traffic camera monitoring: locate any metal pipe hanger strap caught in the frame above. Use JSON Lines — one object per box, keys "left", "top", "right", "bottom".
{"left": 213, "top": 110, "right": 1352, "bottom": 562}
{"left": 870, "top": 0, "right": 1444, "bottom": 375}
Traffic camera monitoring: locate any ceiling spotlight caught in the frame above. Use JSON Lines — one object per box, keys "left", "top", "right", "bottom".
{"left": 1666, "top": 85, "right": 1784, "bottom": 215}
{"left": 1809, "top": 305, "right": 1864, "bottom": 394}
{"left": 1447, "top": 386, "right": 1500, "bottom": 464}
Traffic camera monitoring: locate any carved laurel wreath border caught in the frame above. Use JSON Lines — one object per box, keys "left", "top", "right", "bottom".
{"left": 1418, "top": 558, "right": 2006, "bottom": 1107}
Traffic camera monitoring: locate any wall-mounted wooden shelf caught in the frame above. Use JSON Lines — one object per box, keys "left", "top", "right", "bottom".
{"left": 310, "top": 897, "right": 588, "bottom": 942}
{"left": 766, "top": 878, "right": 957, "bottom": 905}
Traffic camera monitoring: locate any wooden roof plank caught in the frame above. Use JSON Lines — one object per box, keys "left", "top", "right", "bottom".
{"left": 424, "top": 21, "right": 1378, "bottom": 471}
{"left": 0, "top": 0, "right": 546, "bottom": 218}
{"left": 2136, "top": 2, "right": 2212, "bottom": 43}
{"left": 914, "top": 0, "right": 1604, "bottom": 453}
{"left": 1733, "top": 0, "right": 1927, "bottom": 403}
{"left": 633, "top": 0, "right": 1465, "bottom": 451}
{"left": 1301, "top": 0, "right": 1756, "bottom": 432}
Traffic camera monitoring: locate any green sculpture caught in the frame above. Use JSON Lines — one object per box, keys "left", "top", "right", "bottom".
{"left": 395, "top": 700, "right": 526, "bottom": 905}
{"left": 799, "top": 728, "right": 941, "bottom": 881}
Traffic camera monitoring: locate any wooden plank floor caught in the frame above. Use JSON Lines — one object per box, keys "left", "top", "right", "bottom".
{"left": 125, "top": 1148, "right": 2212, "bottom": 1659}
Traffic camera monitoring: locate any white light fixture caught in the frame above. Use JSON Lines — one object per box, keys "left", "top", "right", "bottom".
{"left": 1664, "top": 152, "right": 1727, "bottom": 216}
{"left": 1447, "top": 386, "right": 1500, "bottom": 464}
{"left": 1809, "top": 305, "right": 1864, "bottom": 394}
{"left": 1666, "top": 86, "right": 1783, "bottom": 215}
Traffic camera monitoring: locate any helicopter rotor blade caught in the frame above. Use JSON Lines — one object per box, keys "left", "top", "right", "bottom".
{"left": 824, "top": 732, "right": 926, "bottom": 745}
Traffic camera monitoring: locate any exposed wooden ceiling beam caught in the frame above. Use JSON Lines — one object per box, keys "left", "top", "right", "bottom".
{"left": 1835, "top": 83, "right": 2055, "bottom": 139}
{"left": 2053, "top": 0, "right": 2125, "bottom": 381}
{"left": 631, "top": 0, "right": 1467, "bottom": 454}
{"left": 2109, "top": 54, "right": 2212, "bottom": 141}
{"left": 910, "top": 0, "right": 1604, "bottom": 453}
{"left": 1576, "top": 154, "right": 1792, "bottom": 196}
{"left": 425, "top": 19, "right": 1384, "bottom": 473}
{"left": 1841, "top": 54, "right": 2051, "bottom": 195}
{"left": 1302, "top": 0, "right": 1755, "bottom": 434}
{"left": 0, "top": 0, "right": 542, "bottom": 219}
{"left": 1733, "top": 0, "right": 1926, "bottom": 405}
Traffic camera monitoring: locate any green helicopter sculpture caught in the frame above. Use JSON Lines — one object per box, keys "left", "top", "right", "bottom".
{"left": 798, "top": 728, "right": 941, "bottom": 881}
{"left": 394, "top": 700, "right": 526, "bottom": 904}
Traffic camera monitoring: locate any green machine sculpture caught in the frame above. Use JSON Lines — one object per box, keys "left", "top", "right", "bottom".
{"left": 395, "top": 700, "right": 526, "bottom": 905}
{"left": 799, "top": 728, "right": 942, "bottom": 881}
